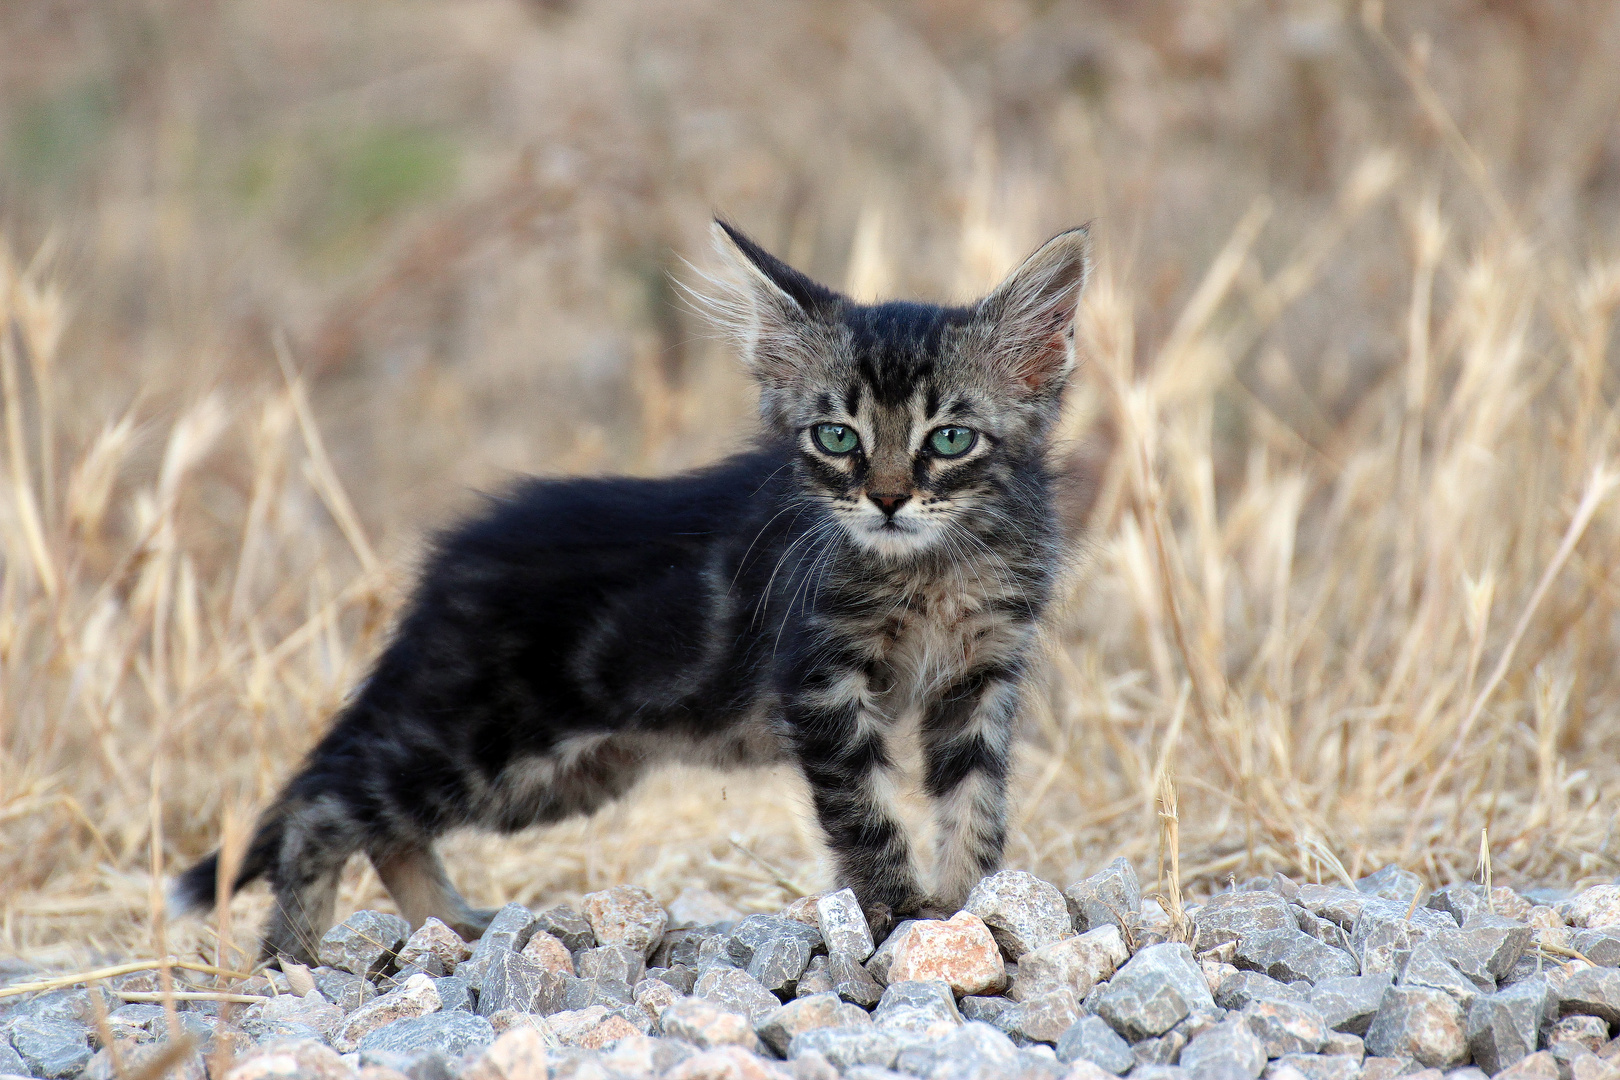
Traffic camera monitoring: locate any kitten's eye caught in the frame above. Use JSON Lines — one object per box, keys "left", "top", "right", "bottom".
{"left": 928, "top": 426, "right": 976, "bottom": 457}
{"left": 813, "top": 423, "right": 860, "bottom": 455}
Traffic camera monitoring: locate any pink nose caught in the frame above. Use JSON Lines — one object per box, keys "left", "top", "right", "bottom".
{"left": 869, "top": 492, "right": 911, "bottom": 516}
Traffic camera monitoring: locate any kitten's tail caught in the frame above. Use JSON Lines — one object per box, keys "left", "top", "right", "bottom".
{"left": 166, "top": 808, "right": 283, "bottom": 919}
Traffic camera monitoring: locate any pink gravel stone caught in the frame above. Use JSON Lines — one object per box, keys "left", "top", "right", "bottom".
{"left": 887, "top": 911, "right": 1007, "bottom": 995}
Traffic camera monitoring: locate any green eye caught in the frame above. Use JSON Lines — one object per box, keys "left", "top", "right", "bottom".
{"left": 813, "top": 423, "right": 860, "bottom": 455}
{"left": 929, "top": 426, "right": 976, "bottom": 457}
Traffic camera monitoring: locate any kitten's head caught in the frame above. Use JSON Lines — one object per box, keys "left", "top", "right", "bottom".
{"left": 704, "top": 220, "right": 1090, "bottom": 560}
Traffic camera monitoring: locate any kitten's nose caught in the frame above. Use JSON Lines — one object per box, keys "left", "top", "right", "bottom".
{"left": 869, "top": 491, "right": 911, "bottom": 517}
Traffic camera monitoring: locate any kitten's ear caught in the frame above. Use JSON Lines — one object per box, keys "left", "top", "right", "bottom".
{"left": 706, "top": 220, "right": 841, "bottom": 389}
{"left": 975, "top": 225, "right": 1091, "bottom": 396}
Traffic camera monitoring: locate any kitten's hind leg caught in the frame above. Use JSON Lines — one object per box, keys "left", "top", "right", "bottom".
{"left": 921, "top": 669, "right": 1019, "bottom": 910}
{"left": 371, "top": 842, "right": 494, "bottom": 941}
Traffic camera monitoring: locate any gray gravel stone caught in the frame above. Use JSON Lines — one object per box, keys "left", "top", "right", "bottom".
{"left": 1217, "top": 972, "right": 1307, "bottom": 1011}
{"left": 829, "top": 952, "right": 885, "bottom": 1007}
{"left": 1232, "top": 929, "right": 1358, "bottom": 985}
{"left": 1427, "top": 887, "right": 1490, "bottom": 928}
{"left": 1548, "top": 1014, "right": 1609, "bottom": 1052}
{"left": 1013, "top": 925, "right": 1129, "bottom": 1002}
{"left": 1309, "top": 973, "right": 1394, "bottom": 1035}
{"left": 1131, "top": 1067, "right": 1193, "bottom": 1080}
{"left": 1402, "top": 944, "right": 1487, "bottom": 1006}
{"left": 697, "top": 933, "right": 740, "bottom": 973}
{"left": 996, "top": 990, "right": 1083, "bottom": 1044}
{"left": 695, "top": 966, "right": 784, "bottom": 1026}
{"left": 658, "top": 996, "right": 763, "bottom": 1051}
{"left": 1321, "top": 1031, "right": 1364, "bottom": 1059}
{"left": 965, "top": 871, "right": 1075, "bottom": 960}
{"left": 105, "top": 1002, "right": 165, "bottom": 1042}
{"left": 1067, "top": 859, "right": 1143, "bottom": 936}
{"left": 431, "top": 975, "right": 472, "bottom": 1013}
{"left": 1131, "top": 1027, "right": 1190, "bottom": 1066}
{"left": 874, "top": 980, "right": 963, "bottom": 1037}
{"left": 1570, "top": 930, "right": 1620, "bottom": 968}
{"left": 475, "top": 950, "right": 549, "bottom": 1015}
{"left": 1294, "top": 887, "right": 1368, "bottom": 931}
{"left": 728, "top": 914, "right": 823, "bottom": 966}
{"left": 749, "top": 933, "right": 818, "bottom": 995}
{"left": 958, "top": 996, "right": 1013, "bottom": 1024}
{"left": 1180, "top": 1016, "right": 1267, "bottom": 1080}
{"left": 1364, "top": 986, "right": 1467, "bottom": 1068}
{"left": 1432, "top": 917, "right": 1532, "bottom": 986}
{"left": 725, "top": 914, "right": 822, "bottom": 993}
{"left": 788, "top": 1025, "right": 921, "bottom": 1069}
{"left": 1267, "top": 1054, "right": 1360, "bottom": 1080}
{"left": 1295, "top": 911, "right": 1351, "bottom": 953}
{"left": 653, "top": 927, "right": 715, "bottom": 969}
{"left": 797, "top": 954, "right": 835, "bottom": 998}
{"left": 7, "top": 1017, "right": 92, "bottom": 1078}
{"left": 8, "top": 987, "right": 113, "bottom": 1028}
{"left": 250, "top": 989, "right": 345, "bottom": 1038}
{"left": 1557, "top": 967, "right": 1620, "bottom": 1025}
{"left": 0, "top": 1040, "right": 27, "bottom": 1076}
{"left": 534, "top": 904, "right": 595, "bottom": 953}
{"left": 576, "top": 944, "right": 646, "bottom": 986}
{"left": 459, "top": 903, "right": 539, "bottom": 991}
{"left": 817, "top": 889, "right": 877, "bottom": 962}
{"left": 1058, "top": 1014, "right": 1136, "bottom": 1074}
{"left": 1349, "top": 901, "right": 1457, "bottom": 978}
{"left": 1097, "top": 943, "right": 1217, "bottom": 1041}
{"left": 1467, "top": 977, "right": 1549, "bottom": 1074}
{"left": 1195, "top": 892, "right": 1299, "bottom": 954}
{"left": 317, "top": 910, "right": 411, "bottom": 978}
{"left": 313, "top": 965, "right": 376, "bottom": 1011}
{"left": 867, "top": 921, "right": 918, "bottom": 986}
{"left": 556, "top": 973, "right": 634, "bottom": 1012}
{"left": 356, "top": 1010, "right": 495, "bottom": 1061}
{"left": 757, "top": 992, "right": 874, "bottom": 1056}
{"left": 1357, "top": 867, "right": 1429, "bottom": 909}
{"left": 1242, "top": 999, "right": 1329, "bottom": 1057}
{"left": 396, "top": 918, "right": 471, "bottom": 978}
{"left": 652, "top": 963, "right": 699, "bottom": 996}
{"left": 1490, "top": 1050, "right": 1561, "bottom": 1080}
{"left": 893, "top": 1021, "right": 1023, "bottom": 1080}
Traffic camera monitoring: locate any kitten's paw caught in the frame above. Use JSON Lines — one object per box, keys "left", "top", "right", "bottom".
{"left": 449, "top": 907, "right": 499, "bottom": 941}
{"left": 897, "top": 897, "right": 956, "bottom": 922}
{"left": 861, "top": 902, "right": 896, "bottom": 943}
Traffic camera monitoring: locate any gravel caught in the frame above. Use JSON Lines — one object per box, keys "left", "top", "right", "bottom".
{"left": 1057, "top": 1013, "right": 1136, "bottom": 1073}
{"left": 15, "top": 865, "right": 1620, "bottom": 1079}
{"left": 963, "top": 871, "right": 1073, "bottom": 960}
{"left": 316, "top": 910, "right": 411, "bottom": 980}
{"left": 1095, "top": 942, "right": 1216, "bottom": 1040}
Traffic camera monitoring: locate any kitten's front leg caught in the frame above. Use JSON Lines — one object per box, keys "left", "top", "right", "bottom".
{"left": 786, "top": 664, "right": 923, "bottom": 921}
{"left": 921, "top": 666, "right": 1021, "bottom": 909}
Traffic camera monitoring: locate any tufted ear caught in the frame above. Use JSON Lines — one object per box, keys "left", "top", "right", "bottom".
{"left": 975, "top": 226, "right": 1091, "bottom": 397}
{"left": 704, "top": 220, "right": 843, "bottom": 391}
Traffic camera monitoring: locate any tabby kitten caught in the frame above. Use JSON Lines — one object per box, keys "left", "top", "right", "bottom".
{"left": 172, "top": 220, "right": 1091, "bottom": 964}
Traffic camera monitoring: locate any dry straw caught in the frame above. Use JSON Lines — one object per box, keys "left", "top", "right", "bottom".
{"left": 4, "top": 8, "right": 1620, "bottom": 973}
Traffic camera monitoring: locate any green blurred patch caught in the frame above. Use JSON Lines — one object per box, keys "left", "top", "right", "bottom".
{"left": 231, "top": 125, "right": 459, "bottom": 268}
{"left": 307, "top": 127, "right": 458, "bottom": 265}
{"left": 332, "top": 127, "right": 457, "bottom": 223}
{"left": 6, "top": 81, "right": 117, "bottom": 187}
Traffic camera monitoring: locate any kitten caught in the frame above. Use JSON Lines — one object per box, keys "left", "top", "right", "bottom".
{"left": 172, "top": 220, "right": 1090, "bottom": 963}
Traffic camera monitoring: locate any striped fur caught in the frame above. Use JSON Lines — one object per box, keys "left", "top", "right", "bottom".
{"left": 172, "top": 221, "right": 1090, "bottom": 962}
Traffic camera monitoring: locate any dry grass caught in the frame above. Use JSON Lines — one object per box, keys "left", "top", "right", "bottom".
{"left": 5, "top": 0, "right": 1620, "bottom": 971}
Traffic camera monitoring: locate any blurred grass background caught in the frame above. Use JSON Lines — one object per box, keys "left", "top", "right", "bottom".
{"left": 4, "top": 0, "right": 1620, "bottom": 969}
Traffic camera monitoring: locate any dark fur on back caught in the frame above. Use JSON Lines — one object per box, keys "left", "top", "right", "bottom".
{"left": 173, "top": 221, "right": 1091, "bottom": 962}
